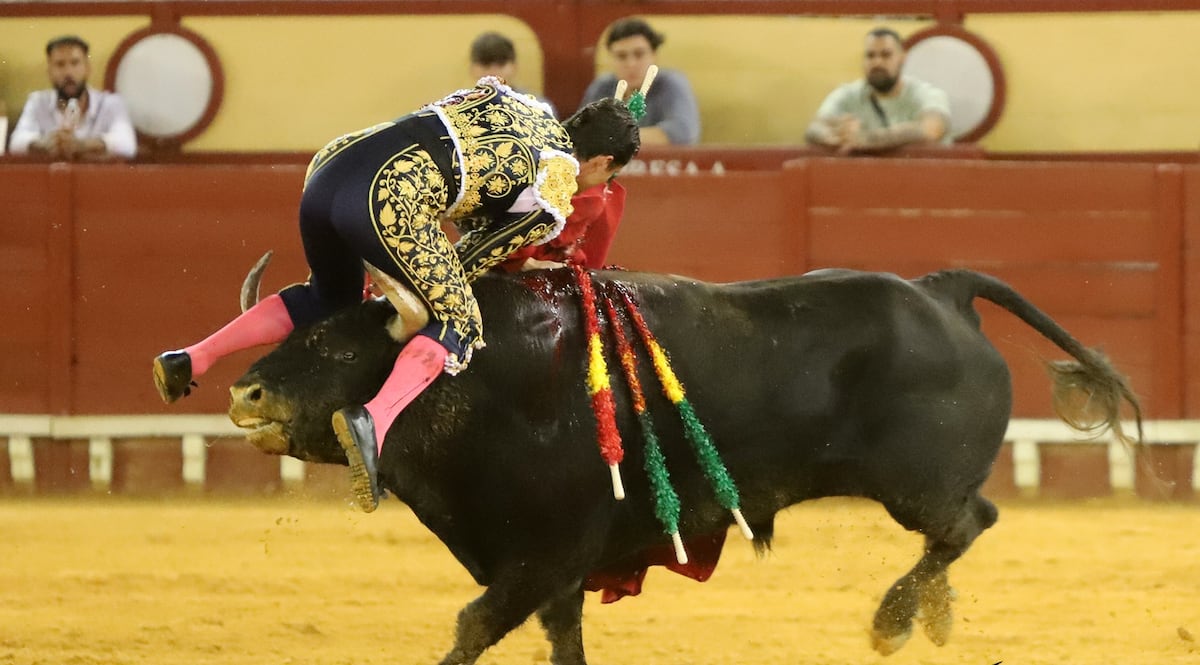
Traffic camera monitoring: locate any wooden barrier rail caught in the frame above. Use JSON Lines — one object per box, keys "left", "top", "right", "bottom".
{"left": 1, "top": 416, "right": 1196, "bottom": 501}
{"left": 1, "top": 156, "right": 1197, "bottom": 418}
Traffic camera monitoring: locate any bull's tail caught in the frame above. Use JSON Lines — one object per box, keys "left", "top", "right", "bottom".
{"left": 930, "top": 270, "right": 1144, "bottom": 449}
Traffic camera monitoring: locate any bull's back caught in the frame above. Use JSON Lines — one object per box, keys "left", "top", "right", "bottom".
{"left": 620, "top": 269, "right": 1012, "bottom": 503}
{"left": 414, "top": 270, "right": 1014, "bottom": 573}
{"left": 469, "top": 269, "right": 1011, "bottom": 436}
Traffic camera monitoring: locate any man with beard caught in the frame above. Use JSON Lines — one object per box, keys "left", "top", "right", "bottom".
{"left": 9, "top": 35, "right": 137, "bottom": 160}
{"left": 805, "top": 27, "right": 950, "bottom": 154}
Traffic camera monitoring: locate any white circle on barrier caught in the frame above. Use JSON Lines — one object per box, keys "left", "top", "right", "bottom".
{"left": 114, "top": 33, "right": 214, "bottom": 138}
{"left": 903, "top": 35, "right": 995, "bottom": 140}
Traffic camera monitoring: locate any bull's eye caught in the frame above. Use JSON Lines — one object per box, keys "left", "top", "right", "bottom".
{"left": 340, "top": 351, "right": 357, "bottom": 363}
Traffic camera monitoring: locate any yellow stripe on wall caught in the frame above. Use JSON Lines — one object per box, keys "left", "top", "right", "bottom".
{"left": 598, "top": 12, "right": 1200, "bottom": 150}
{"left": 968, "top": 11, "right": 1200, "bottom": 151}
{"left": 4, "top": 12, "right": 1200, "bottom": 152}
{"left": 183, "top": 15, "right": 544, "bottom": 151}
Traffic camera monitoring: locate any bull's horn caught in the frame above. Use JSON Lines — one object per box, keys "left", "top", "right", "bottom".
{"left": 240, "top": 250, "right": 274, "bottom": 313}
{"left": 365, "top": 262, "right": 430, "bottom": 341}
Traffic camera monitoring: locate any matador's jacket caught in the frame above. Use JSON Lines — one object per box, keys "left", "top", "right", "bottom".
{"left": 279, "top": 77, "right": 577, "bottom": 374}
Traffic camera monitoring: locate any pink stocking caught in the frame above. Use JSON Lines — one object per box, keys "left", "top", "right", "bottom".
{"left": 184, "top": 294, "right": 295, "bottom": 377}
{"left": 364, "top": 335, "right": 448, "bottom": 454}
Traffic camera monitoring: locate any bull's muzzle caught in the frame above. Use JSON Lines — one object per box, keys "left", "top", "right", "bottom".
{"left": 229, "top": 382, "right": 290, "bottom": 455}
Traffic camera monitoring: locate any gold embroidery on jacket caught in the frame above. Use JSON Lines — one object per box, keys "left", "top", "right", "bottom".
{"left": 434, "top": 85, "right": 571, "bottom": 223}
{"left": 455, "top": 211, "right": 559, "bottom": 282}
{"left": 369, "top": 144, "right": 483, "bottom": 354}
{"left": 305, "top": 121, "right": 394, "bottom": 185}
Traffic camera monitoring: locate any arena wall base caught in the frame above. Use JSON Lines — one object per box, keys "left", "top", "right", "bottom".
{"left": 203, "top": 438, "right": 283, "bottom": 495}
{"left": 33, "top": 439, "right": 91, "bottom": 494}
{"left": 111, "top": 438, "right": 186, "bottom": 495}
{"left": 1135, "top": 445, "right": 1196, "bottom": 501}
{"left": 1, "top": 416, "right": 1197, "bottom": 501}
{"left": 0, "top": 438, "right": 12, "bottom": 492}
{"left": 1037, "top": 444, "right": 1113, "bottom": 499}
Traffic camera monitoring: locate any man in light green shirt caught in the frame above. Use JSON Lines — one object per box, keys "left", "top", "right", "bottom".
{"left": 806, "top": 27, "right": 950, "bottom": 154}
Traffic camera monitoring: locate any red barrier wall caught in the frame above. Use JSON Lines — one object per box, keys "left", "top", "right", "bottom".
{"left": 1, "top": 165, "right": 66, "bottom": 413}
{"left": 2, "top": 164, "right": 311, "bottom": 415}
{"left": 1185, "top": 169, "right": 1200, "bottom": 417}
{"left": 576, "top": 157, "right": 1193, "bottom": 420}
{"left": 1, "top": 157, "right": 1196, "bottom": 422}
{"left": 796, "top": 158, "right": 1182, "bottom": 419}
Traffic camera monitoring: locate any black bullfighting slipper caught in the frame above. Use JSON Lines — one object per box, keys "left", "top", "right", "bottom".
{"left": 332, "top": 406, "right": 382, "bottom": 513}
{"left": 152, "top": 351, "right": 197, "bottom": 404}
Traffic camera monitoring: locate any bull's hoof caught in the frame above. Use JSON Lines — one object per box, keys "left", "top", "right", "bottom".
{"left": 870, "top": 626, "right": 912, "bottom": 656}
{"left": 917, "top": 607, "right": 953, "bottom": 647}
{"left": 917, "top": 577, "right": 956, "bottom": 646}
{"left": 153, "top": 351, "right": 196, "bottom": 403}
{"left": 332, "top": 406, "right": 381, "bottom": 513}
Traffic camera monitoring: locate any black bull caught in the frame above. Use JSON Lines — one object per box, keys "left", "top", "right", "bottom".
{"left": 228, "top": 266, "right": 1140, "bottom": 665}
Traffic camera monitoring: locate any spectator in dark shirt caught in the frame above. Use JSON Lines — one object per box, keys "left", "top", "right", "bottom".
{"left": 578, "top": 18, "right": 700, "bottom": 145}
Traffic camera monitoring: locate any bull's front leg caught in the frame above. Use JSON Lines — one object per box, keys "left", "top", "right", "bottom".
{"left": 439, "top": 573, "right": 580, "bottom": 665}
{"left": 536, "top": 581, "right": 587, "bottom": 665}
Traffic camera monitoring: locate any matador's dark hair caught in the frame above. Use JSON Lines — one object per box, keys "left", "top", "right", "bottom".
{"left": 562, "top": 97, "right": 640, "bottom": 167}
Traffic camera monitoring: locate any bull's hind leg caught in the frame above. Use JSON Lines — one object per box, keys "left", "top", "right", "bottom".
{"left": 871, "top": 493, "right": 998, "bottom": 655}
{"left": 536, "top": 581, "right": 587, "bottom": 665}
{"left": 438, "top": 574, "right": 585, "bottom": 665}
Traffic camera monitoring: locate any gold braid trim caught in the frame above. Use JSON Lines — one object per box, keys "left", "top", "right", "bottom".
{"left": 369, "top": 144, "right": 485, "bottom": 360}
{"left": 531, "top": 150, "right": 579, "bottom": 244}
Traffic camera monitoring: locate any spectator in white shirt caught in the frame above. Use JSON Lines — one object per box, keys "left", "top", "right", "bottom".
{"left": 805, "top": 27, "right": 950, "bottom": 154}
{"left": 9, "top": 35, "right": 137, "bottom": 161}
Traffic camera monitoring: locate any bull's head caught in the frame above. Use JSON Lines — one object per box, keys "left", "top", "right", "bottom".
{"left": 227, "top": 254, "right": 403, "bottom": 463}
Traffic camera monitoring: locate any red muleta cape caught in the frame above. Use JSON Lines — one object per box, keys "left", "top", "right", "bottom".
{"left": 583, "top": 530, "right": 727, "bottom": 604}
{"left": 498, "top": 179, "right": 627, "bottom": 272}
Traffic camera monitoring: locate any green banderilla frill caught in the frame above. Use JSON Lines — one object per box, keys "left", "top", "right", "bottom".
{"left": 601, "top": 294, "right": 686, "bottom": 562}
{"left": 627, "top": 90, "right": 647, "bottom": 121}
{"left": 614, "top": 284, "right": 755, "bottom": 542}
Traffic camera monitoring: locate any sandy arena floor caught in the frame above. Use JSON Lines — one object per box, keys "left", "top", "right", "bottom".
{"left": 0, "top": 495, "right": 1196, "bottom": 665}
